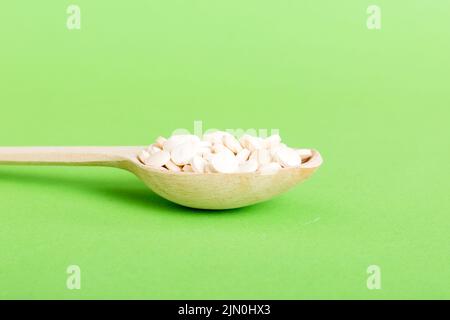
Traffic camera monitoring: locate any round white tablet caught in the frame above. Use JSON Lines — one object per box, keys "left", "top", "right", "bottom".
{"left": 148, "top": 144, "right": 162, "bottom": 155}
{"left": 273, "top": 147, "right": 301, "bottom": 168}
{"left": 236, "top": 148, "right": 251, "bottom": 164}
{"left": 144, "top": 150, "right": 171, "bottom": 168}
{"left": 171, "top": 142, "right": 198, "bottom": 166}
{"left": 138, "top": 150, "right": 150, "bottom": 164}
{"left": 296, "top": 148, "right": 313, "bottom": 161}
{"left": 210, "top": 151, "right": 239, "bottom": 173}
{"left": 165, "top": 159, "right": 182, "bottom": 172}
{"left": 239, "top": 159, "right": 258, "bottom": 173}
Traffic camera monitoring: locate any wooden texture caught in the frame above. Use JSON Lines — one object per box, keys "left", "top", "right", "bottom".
{"left": 0, "top": 146, "right": 323, "bottom": 209}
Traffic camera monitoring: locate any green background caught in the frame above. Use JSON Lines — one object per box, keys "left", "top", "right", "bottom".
{"left": 0, "top": 1, "right": 449, "bottom": 299}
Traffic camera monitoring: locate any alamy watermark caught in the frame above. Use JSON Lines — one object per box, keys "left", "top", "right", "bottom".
{"left": 66, "top": 265, "right": 81, "bottom": 290}
{"left": 66, "top": 5, "right": 81, "bottom": 30}
{"left": 65, "top": 5, "right": 381, "bottom": 31}
{"left": 366, "top": 265, "right": 381, "bottom": 290}
{"left": 367, "top": 5, "right": 381, "bottom": 30}
{"left": 171, "top": 120, "right": 279, "bottom": 138}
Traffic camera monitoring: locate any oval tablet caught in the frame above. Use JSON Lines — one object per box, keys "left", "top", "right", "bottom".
{"left": 165, "top": 159, "right": 182, "bottom": 172}
{"left": 296, "top": 148, "right": 313, "bottom": 161}
{"left": 138, "top": 150, "right": 150, "bottom": 164}
{"left": 212, "top": 143, "right": 234, "bottom": 156}
{"left": 223, "top": 134, "right": 243, "bottom": 154}
{"left": 144, "top": 150, "right": 171, "bottom": 168}
{"left": 148, "top": 144, "right": 162, "bottom": 155}
{"left": 191, "top": 155, "right": 207, "bottom": 173}
{"left": 257, "top": 148, "right": 272, "bottom": 166}
{"left": 171, "top": 142, "right": 198, "bottom": 166}
{"left": 273, "top": 147, "right": 301, "bottom": 168}
{"left": 210, "top": 151, "right": 239, "bottom": 173}
{"left": 240, "top": 135, "right": 264, "bottom": 151}
{"left": 163, "top": 135, "right": 199, "bottom": 152}
{"left": 155, "top": 136, "right": 167, "bottom": 148}
{"left": 239, "top": 159, "right": 258, "bottom": 173}
{"left": 236, "top": 148, "right": 250, "bottom": 164}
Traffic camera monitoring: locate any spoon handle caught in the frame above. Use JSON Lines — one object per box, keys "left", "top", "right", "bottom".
{"left": 0, "top": 146, "right": 142, "bottom": 167}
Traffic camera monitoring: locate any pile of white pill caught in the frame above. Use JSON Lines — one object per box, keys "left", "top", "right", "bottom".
{"left": 138, "top": 132, "right": 312, "bottom": 174}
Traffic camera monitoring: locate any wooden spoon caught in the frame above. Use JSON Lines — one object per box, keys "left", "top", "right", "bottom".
{"left": 0, "top": 146, "right": 322, "bottom": 209}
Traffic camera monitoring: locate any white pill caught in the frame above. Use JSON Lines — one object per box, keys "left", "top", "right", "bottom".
{"left": 163, "top": 134, "right": 199, "bottom": 152}
{"left": 265, "top": 134, "right": 281, "bottom": 148}
{"left": 164, "top": 159, "right": 182, "bottom": 172}
{"left": 182, "top": 164, "right": 194, "bottom": 172}
{"left": 239, "top": 159, "right": 258, "bottom": 173}
{"left": 212, "top": 143, "right": 234, "bottom": 156}
{"left": 239, "top": 134, "right": 264, "bottom": 151}
{"left": 257, "top": 148, "right": 272, "bottom": 166}
{"left": 269, "top": 143, "right": 287, "bottom": 158}
{"left": 273, "top": 146, "right": 301, "bottom": 168}
{"left": 236, "top": 148, "right": 251, "bottom": 164}
{"left": 259, "top": 162, "right": 282, "bottom": 174}
{"left": 239, "top": 134, "right": 251, "bottom": 150}
{"left": 211, "top": 142, "right": 225, "bottom": 153}
{"left": 210, "top": 151, "right": 239, "bottom": 173}
{"left": 143, "top": 150, "right": 171, "bottom": 168}
{"left": 248, "top": 150, "right": 258, "bottom": 162}
{"left": 296, "top": 148, "right": 313, "bottom": 161}
{"left": 170, "top": 142, "right": 198, "bottom": 166}
{"left": 202, "top": 152, "right": 213, "bottom": 162}
{"left": 138, "top": 150, "right": 150, "bottom": 164}
{"left": 199, "top": 140, "right": 212, "bottom": 148}
{"left": 191, "top": 155, "right": 207, "bottom": 173}
{"left": 147, "top": 144, "right": 162, "bottom": 155}
{"left": 197, "top": 146, "right": 212, "bottom": 156}
{"left": 223, "top": 134, "right": 243, "bottom": 154}
{"left": 162, "top": 138, "right": 183, "bottom": 153}
{"left": 155, "top": 136, "right": 166, "bottom": 148}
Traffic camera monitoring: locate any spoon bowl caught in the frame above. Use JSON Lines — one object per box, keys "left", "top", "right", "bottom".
{"left": 0, "top": 146, "right": 322, "bottom": 210}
